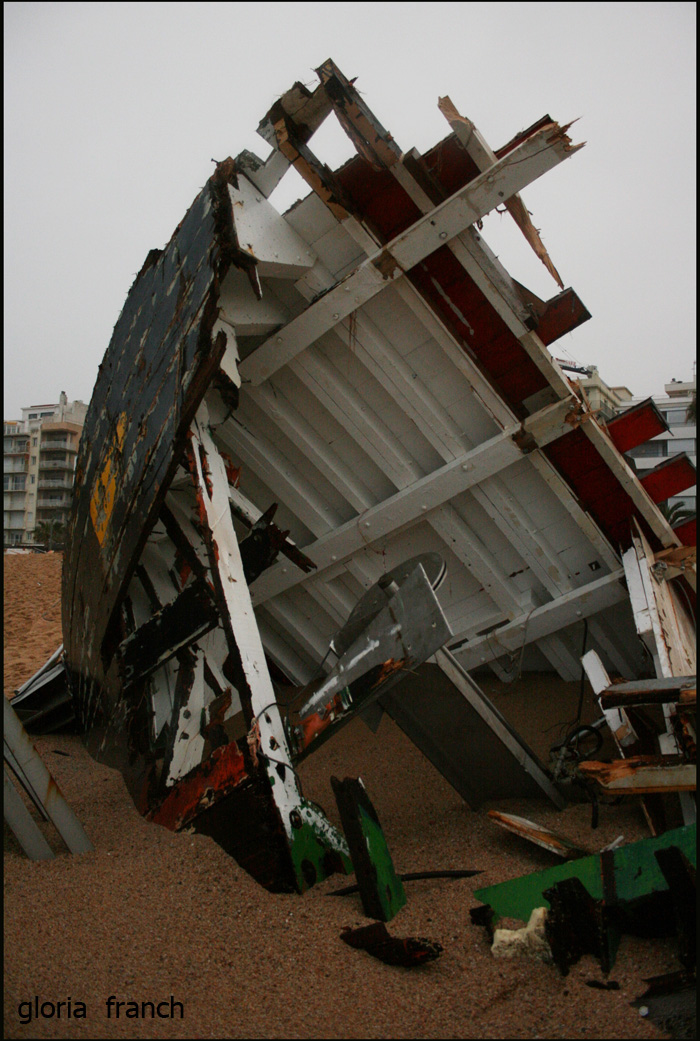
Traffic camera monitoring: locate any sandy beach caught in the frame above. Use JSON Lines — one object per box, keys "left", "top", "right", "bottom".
{"left": 4, "top": 552, "right": 679, "bottom": 1039}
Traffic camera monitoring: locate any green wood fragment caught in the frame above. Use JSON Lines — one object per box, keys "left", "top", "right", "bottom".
{"left": 474, "top": 823, "right": 696, "bottom": 924}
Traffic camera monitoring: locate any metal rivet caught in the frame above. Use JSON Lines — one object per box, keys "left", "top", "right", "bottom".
{"left": 438, "top": 231, "right": 448, "bottom": 240}
{"left": 332, "top": 313, "right": 340, "bottom": 320}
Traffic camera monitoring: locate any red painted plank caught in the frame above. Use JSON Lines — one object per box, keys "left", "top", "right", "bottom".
{"left": 606, "top": 399, "right": 668, "bottom": 454}
{"left": 640, "top": 455, "right": 697, "bottom": 504}
{"left": 673, "top": 517, "right": 696, "bottom": 547}
{"left": 535, "top": 288, "right": 592, "bottom": 346}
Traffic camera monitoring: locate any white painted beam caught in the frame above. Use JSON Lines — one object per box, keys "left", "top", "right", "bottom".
{"left": 248, "top": 402, "right": 596, "bottom": 608}
{"left": 451, "top": 570, "right": 628, "bottom": 671}
{"left": 189, "top": 413, "right": 303, "bottom": 839}
{"left": 293, "top": 348, "right": 424, "bottom": 488}
{"left": 240, "top": 122, "right": 582, "bottom": 385}
{"left": 241, "top": 384, "right": 374, "bottom": 513}
{"left": 427, "top": 506, "right": 523, "bottom": 615}
{"left": 216, "top": 420, "right": 342, "bottom": 537}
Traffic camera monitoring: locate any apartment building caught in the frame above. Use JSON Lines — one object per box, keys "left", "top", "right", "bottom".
{"left": 624, "top": 378, "right": 696, "bottom": 516}
{"left": 3, "top": 393, "right": 87, "bottom": 546}
{"left": 578, "top": 371, "right": 697, "bottom": 517}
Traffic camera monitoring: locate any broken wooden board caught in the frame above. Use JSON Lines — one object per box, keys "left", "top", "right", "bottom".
{"left": 472, "top": 822, "right": 696, "bottom": 927}
{"left": 599, "top": 677, "right": 696, "bottom": 710}
{"left": 331, "top": 776, "right": 406, "bottom": 922}
{"left": 578, "top": 757, "right": 696, "bottom": 795}
{"left": 487, "top": 810, "right": 592, "bottom": 859}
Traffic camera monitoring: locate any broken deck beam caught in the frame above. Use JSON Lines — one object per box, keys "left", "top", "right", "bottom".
{"left": 578, "top": 757, "right": 696, "bottom": 795}
{"left": 600, "top": 677, "right": 696, "bottom": 710}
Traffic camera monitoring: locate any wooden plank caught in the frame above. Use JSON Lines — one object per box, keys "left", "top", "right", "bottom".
{"left": 487, "top": 810, "right": 591, "bottom": 859}
{"left": 600, "top": 678, "right": 696, "bottom": 710}
{"left": 453, "top": 572, "right": 628, "bottom": 671}
{"left": 640, "top": 454, "right": 697, "bottom": 504}
{"left": 606, "top": 398, "right": 668, "bottom": 454}
{"left": 578, "top": 757, "right": 696, "bottom": 794}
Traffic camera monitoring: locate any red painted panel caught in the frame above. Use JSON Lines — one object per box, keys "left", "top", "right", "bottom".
{"left": 673, "top": 517, "right": 696, "bottom": 547}
{"left": 535, "top": 288, "right": 592, "bottom": 346}
{"left": 421, "top": 134, "right": 481, "bottom": 197}
{"left": 606, "top": 399, "right": 668, "bottom": 454}
{"left": 543, "top": 428, "right": 642, "bottom": 550}
{"left": 336, "top": 160, "right": 422, "bottom": 240}
{"left": 640, "top": 455, "right": 697, "bottom": 504}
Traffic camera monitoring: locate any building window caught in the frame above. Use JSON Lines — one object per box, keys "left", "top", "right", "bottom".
{"left": 30, "top": 475, "right": 35, "bottom": 484}
{"left": 32, "top": 437, "right": 38, "bottom": 446}
{"left": 669, "top": 439, "right": 696, "bottom": 455}
{"left": 627, "top": 441, "right": 667, "bottom": 459}
{"left": 31, "top": 455, "right": 36, "bottom": 465}
{"left": 663, "top": 409, "right": 688, "bottom": 427}
{"left": 28, "top": 413, "right": 38, "bottom": 419}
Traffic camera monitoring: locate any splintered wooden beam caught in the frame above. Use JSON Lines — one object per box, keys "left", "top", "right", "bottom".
{"left": 578, "top": 757, "right": 696, "bottom": 795}
{"left": 438, "top": 95, "right": 566, "bottom": 289}
{"left": 487, "top": 810, "right": 592, "bottom": 859}
{"left": 600, "top": 677, "right": 696, "bottom": 710}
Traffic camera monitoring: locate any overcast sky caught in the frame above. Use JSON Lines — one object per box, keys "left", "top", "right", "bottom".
{"left": 4, "top": 2, "right": 696, "bottom": 419}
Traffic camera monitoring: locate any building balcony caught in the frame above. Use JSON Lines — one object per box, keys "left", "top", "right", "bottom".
{"left": 41, "top": 440, "right": 77, "bottom": 452}
{"left": 38, "top": 478, "right": 73, "bottom": 490}
{"left": 39, "top": 459, "right": 74, "bottom": 470}
{"left": 37, "top": 496, "right": 71, "bottom": 508}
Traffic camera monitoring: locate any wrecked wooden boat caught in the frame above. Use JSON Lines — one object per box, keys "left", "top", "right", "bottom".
{"left": 56, "top": 61, "right": 695, "bottom": 891}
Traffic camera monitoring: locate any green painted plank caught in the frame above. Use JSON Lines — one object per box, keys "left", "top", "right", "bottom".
{"left": 474, "top": 823, "right": 696, "bottom": 923}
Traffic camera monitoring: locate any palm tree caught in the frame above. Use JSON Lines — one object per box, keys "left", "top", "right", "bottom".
{"left": 659, "top": 500, "right": 695, "bottom": 528}
{"left": 686, "top": 390, "right": 697, "bottom": 425}
{"left": 33, "top": 520, "right": 66, "bottom": 550}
